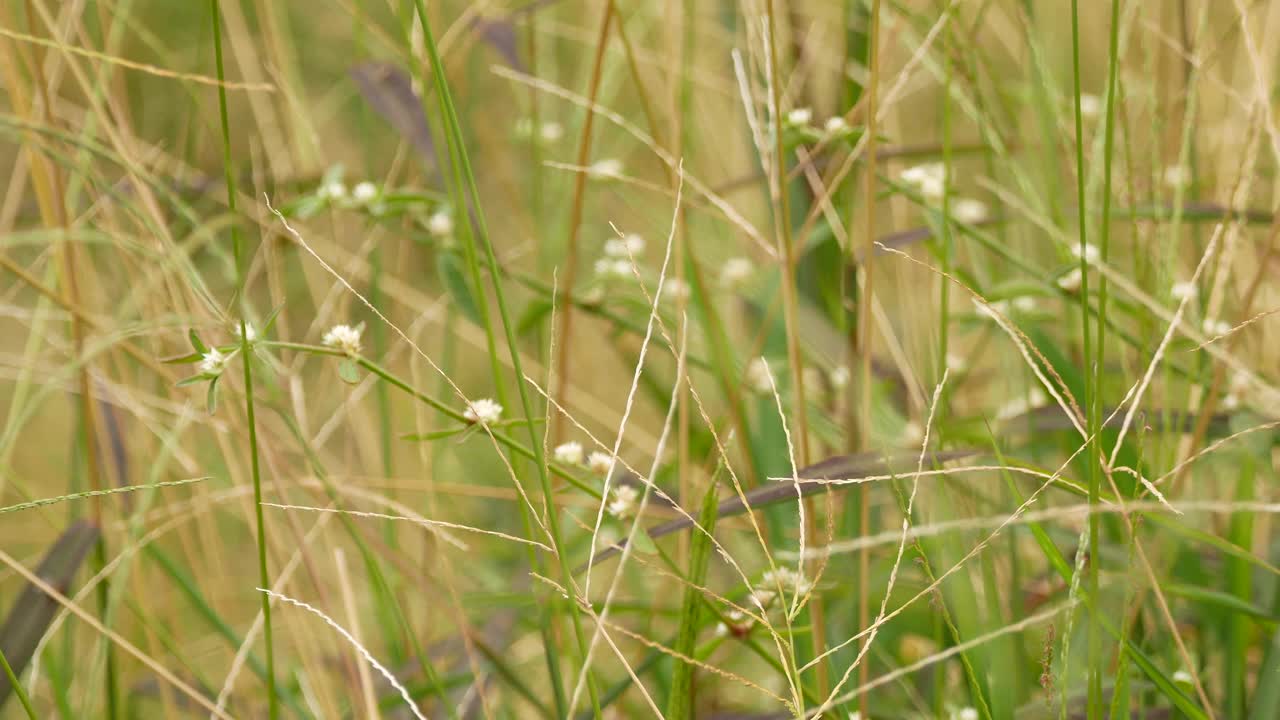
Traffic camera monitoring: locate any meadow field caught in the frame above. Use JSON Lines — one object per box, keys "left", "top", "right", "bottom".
{"left": 0, "top": 1, "right": 1277, "bottom": 718}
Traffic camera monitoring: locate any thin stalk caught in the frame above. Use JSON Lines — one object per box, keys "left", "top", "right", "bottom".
{"left": 764, "top": 0, "right": 823, "bottom": 696}
{"left": 550, "top": 3, "right": 614, "bottom": 442}
{"left": 410, "top": 7, "right": 601, "bottom": 714}
{"left": 209, "top": 2, "right": 275, "bottom": 717}
{"left": 0, "top": 647, "right": 37, "bottom": 720}
{"left": 1090, "top": 1, "right": 1124, "bottom": 717}
{"left": 1066, "top": 3, "right": 1100, "bottom": 716}
{"left": 856, "top": 1, "right": 883, "bottom": 714}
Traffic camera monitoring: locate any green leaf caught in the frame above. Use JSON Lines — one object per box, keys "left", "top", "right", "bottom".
{"left": 175, "top": 375, "right": 208, "bottom": 388}
{"left": 163, "top": 352, "right": 203, "bottom": 365}
{"left": 437, "top": 252, "right": 483, "bottom": 326}
{"left": 260, "top": 302, "right": 285, "bottom": 336}
{"left": 667, "top": 476, "right": 720, "bottom": 719}
{"left": 338, "top": 359, "right": 361, "bottom": 384}
{"left": 206, "top": 378, "right": 219, "bottom": 414}
{"left": 516, "top": 298, "right": 554, "bottom": 336}
{"left": 188, "top": 329, "right": 208, "bottom": 354}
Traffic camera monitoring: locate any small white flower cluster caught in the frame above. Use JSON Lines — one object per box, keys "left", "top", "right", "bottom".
{"left": 1163, "top": 165, "right": 1190, "bottom": 188}
{"left": 720, "top": 257, "right": 754, "bottom": 289}
{"left": 318, "top": 181, "right": 347, "bottom": 201}
{"left": 1222, "top": 370, "right": 1250, "bottom": 410}
{"left": 900, "top": 162, "right": 945, "bottom": 200}
{"left": 352, "top": 181, "right": 379, "bottom": 204}
{"left": 588, "top": 451, "right": 614, "bottom": 475}
{"left": 553, "top": 441, "right": 584, "bottom": 466}
{"left": 235, "top": 322, "right": 257, "bottom": 343}
{"left": 199, "top": 348, "right": 230, "bottom": 377}
{"left": 714, "top": 608, "right": 753, "bottom": 638}
{"left": 322, "top": 324, "right": 363, "bottom": 356}
{"left": 952, "top": 198, "right": 988, "bottom": 224}
{"left": 1202, "top": 317, "right": 1231, "bottom": 337}
{"left": 1057, "top": 267, "right": 1083, "bottom": 292}
{"left": 514, "top": 117, "right": 565, "bottom": 144}
{"left": 463, "top": 398, "right": 503, "bottom": 425}
{"left": 996, "top": 387, "right": 1048, "bottom": 421}
{"left": 595, "top": 234, "right": 644, "bottom": 279}
{"left": 587, "top": 158, "right": 624, "bottom": 180}
{"left": 662, "top": 278, "right": 690, "bottom": 302}
{"left": 761, "top": 566, "right": 812, "bottom": 596}
{"left": 829, "top": 365, "right": 851, "bottom": 389}
{"left": 427, "top": 210, "right": 454, "bottom": 238}
{"left": 785, "top": 107, "right": 813, "bottom": 127}
{"left": 1170, "top": 280, "right": 1197, "bottom": 301}
{"left": 1078, "top": 93, "right": 1102, "bottom": 119}
{"left": 1071, "top": 242, "right": 1101, "bottom": 266}
{"left": 745, "top": 356, "right": 774, "bottom": 394}
{"left": 952, "top": 708, "right": 979, "bottom": 720}
{"left": 606, "top": 484, "right": 639, "bottom": 518}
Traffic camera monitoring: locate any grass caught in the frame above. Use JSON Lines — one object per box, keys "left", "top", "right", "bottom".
{"left": 0, "top": 1, "right": 1278, "bottom": 719}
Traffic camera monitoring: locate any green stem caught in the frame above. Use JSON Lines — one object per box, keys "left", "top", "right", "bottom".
{"left": 209, "top": 2, "right": 275, "bottom": 717}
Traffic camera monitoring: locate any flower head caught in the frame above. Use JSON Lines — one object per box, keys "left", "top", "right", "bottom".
{"left": 235, "top": 322, "right": 257, "bottom": 342}
{"left": 427, "top": 211, "right": 454, "bottom": 238}
{"left": 587, "top": 451, "right": 614, "bottom": 475}
{"left": 900, "top": 162, "right": 945, "bottom": 200}
{"left": 745, "top": 357, "right": 774, "bottom": 394}
{"left": 1163, "top": 165, "right": 1190, "bottom": 188}
{"left": 463, "top": 398, "right": 503, "bottom": 425}
{"left": 1078, "top": 93, "right": 1102, "bottom": 119}
{"left": 539, "top": 122, "right": 564, "bottom": 142}
{"left": 1071, "top": 242, "right": 1101, "bottom": 265}
{"left": 1202, "top": 318, "right": 1231, "bottom": 337}
{"left": 604, "top": 234, "right": 645, "bottom": 258}
{"left": 607, "top": 484, "right": 639, "bottom": 518}
{"left": 955, "top": 708, "right": 979, "bottom": 720}
{"left": 198, "top": 348, "right": 229, "bottom": 377}
{"left": 824, "top": 116, "right": 849, "bottom": 134}
{"left": 720, "top": 257, "right": 754, "bottom": 289}
{"left": 663, "top": 278, "right": 690, "bottom": 302}
{"left": 762, "top": 566, "right": 812, "bottom": 595}
{"left": 322, "top": 324, "right": 363, "bottom": 356}
{"left": 786, "top": 107, "right": 813, "bottom": 126}
{"left": 829, "top": 365, "right": 851, "bottom": 389}
{"left": 952, "top": 198, "right": 988, "bottom": 224}
{"left": 352, "top": 181, "right": 379, "bottom": 203}
{"left": 1057, "top": 267, "right": 1083, "bottom": 292}
{"left": 1172, "top": 670, "right": 1193, "bottom": 684}
{"left": 319, "top": 181, "right": 347, "bottom": 200}
{"left": 588, "top": 158, "right": 624, "bottom": 179}
{"left": 553, "top": 441, "right": 584, "bottom": 465}
{"left": 594, "top": 258, "right": 633, "bottom": 278}
{"left": 1171, "top": 280, "right": 1198, "bottom": 301}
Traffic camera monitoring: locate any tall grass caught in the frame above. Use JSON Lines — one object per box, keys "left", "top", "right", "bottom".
{"left": 0, "top": 2, "right": 1277, "bottom": 719}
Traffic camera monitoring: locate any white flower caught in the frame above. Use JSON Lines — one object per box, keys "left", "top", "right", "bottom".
{"left": 1171, "top": 281, "right": 1198, "bottom": 301}
{"left": 235, "top": 322, "right": 257, "bottom": 342}
{"left": 750, "top": 588, "right": 776, "bottom": 608}
{"left": 1057, "top": 267, "right": 1083, "bottom": 292}
{"left": 463, "top": 398, "right": 503, "bottom": 425}
{"left": 847, "top": 713, "right": 863, "bottom": 720}
{"left": 604, "top": 234, "right": 644, "bottom": 258}
{"left": 663, "top": 278, "right": 690, "bottom": 302}
{"left": 901, "top": 162, "right": 946, "bottom": 200}
{"left": 352, "top": 181, "right": 378, "bottom": 203}
{"left": 1078, "top": 93, "right": 1102, "bottom": 119}
{"left": 319, "top": 181, "right": 347, "bottom": 200}
{"left": 997, "top": 387, "right": 1047, "bottom": 420}
{"left": 745, "top": 357, "right": 774, "bottom": 393}
{"left": 607, "top": 484, "right": 639, "bottom": 518}
{"left": 539, "top": 121, "right": 564, "bottom": 142}
{"left": 720, "top": 257, "right": 754, "bottom": 289}
{"left": 587, "top": 451, "right": 614, "bottom": 475}
{"left": 322, "top": 324, "right": 363, "bottom": 356}
{"left": 588, "top": 158, "right": 624, "bottom": 179}
{"left": 1221, "top": 393, "right": 1240, "bottom": 410}
{"left": 1071, "top": 242, "right": 1101, "bottom": 265}
{"left": 901, "top": 420, "right": 923, "bottom": 445}
{"left": 955, "top": 708, "right": 979, "bottom": 720}
{"left": 1013, "top": 296, "right": 1038, "bottom": 312}
{"left": 762, "top": 566, "right": 812, "bottom": 595}
{"left": 952, "top": 198, "right": 988, "bottom": 224}
{"left": 1172, "top": 670, "right": 1193, "bottom": 684}
{"left": 786, "top": 107, "right": 813, "bottom": 126}
{"left": 1163, "top": 165, "right": 1190, "bottom": 188}
{"left": 1202, "top": 318, "right": 1231, "bottom": 336}
{"left": 427, "top": 211, "right": 454, "bottom": 237}
{"left": 594, "top": 258, "right": 633, "bottom": 278}
{"left": 198, "top": 348, "right": 229, "bottom": 377}
{"left": 829, "top": 365, "right": 851, "bottom": 389}
{"left": 824, "top": 116, "right": 848, "bottom": 134}
{"left": 553, "top": 441, "right": 584, "bottom": 465}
